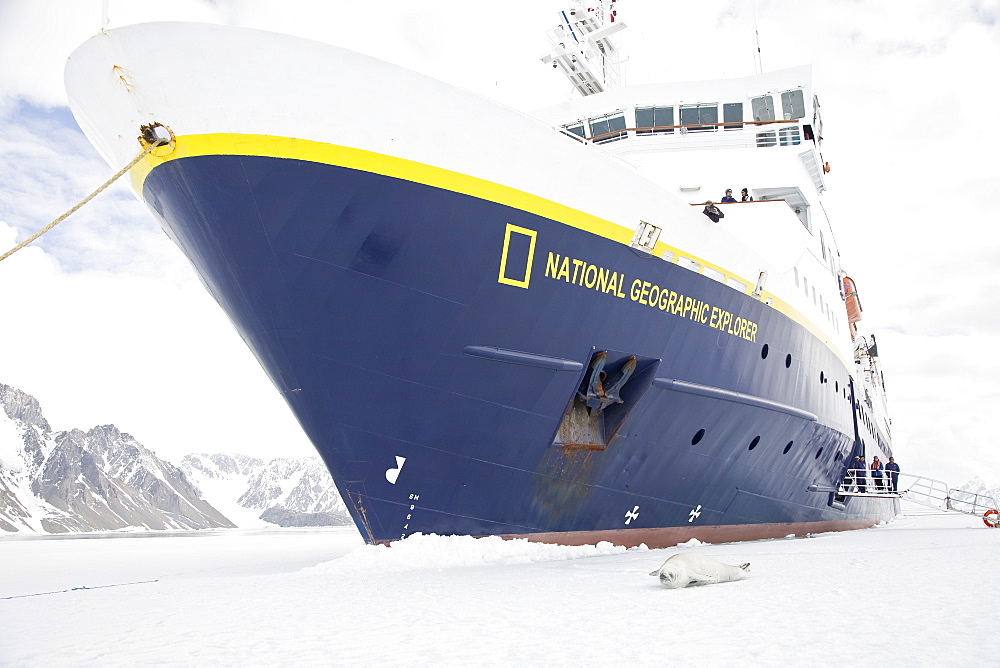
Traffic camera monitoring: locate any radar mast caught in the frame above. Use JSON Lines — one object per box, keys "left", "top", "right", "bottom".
{"left": 541, "top": 0, "right": 626, "bottom": 97}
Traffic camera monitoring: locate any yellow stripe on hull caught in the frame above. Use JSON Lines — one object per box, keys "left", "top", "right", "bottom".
{"left": 133, "top": 132, "right": 846, "bottom": 366}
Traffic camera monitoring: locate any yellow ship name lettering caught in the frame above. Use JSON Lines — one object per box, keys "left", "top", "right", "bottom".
{"left": 545, "top": 252, "right": 626, "bottom": 298}
{"left": 544, "top": 251, "right": 757, "bottom": 342}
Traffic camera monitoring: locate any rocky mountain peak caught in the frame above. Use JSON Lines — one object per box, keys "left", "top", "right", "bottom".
{"left": 0, "top": 382, "right": 51, "bottom": 433}
{"left": 2, "top": 381, "right": 351, "bottom": 534}
{"left": 1, "top": 382, "right": 234, "bottom": 533}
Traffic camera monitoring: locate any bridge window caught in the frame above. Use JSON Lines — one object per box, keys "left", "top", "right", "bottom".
{"left": 779, "top": 126, "right": 801, "bottom": 145}
{"left": 589, "top": 113, "right": 626, "bottom": 143}
{"left": 679, "top": 104, "right": 718, "bottom": 132}
{"left": 756, "top": 131, "right": 777, "bottom": 147}
{"left": 635, "top": 106, "right": 674, "bottom": 135}
{"left": 723, "top": 103, "right": 743, "bottom": 130}
{"left": 781, "top": 90, "right": 806, "bottom": 120}
{"left": 562, "top": 123, "right": 586, "bottom": 140}
{"left": 751, "top": 95, "right": 775, "bottom": 122}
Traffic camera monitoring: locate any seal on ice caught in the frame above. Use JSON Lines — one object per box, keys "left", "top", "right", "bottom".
{"left": 648, "top": 553, "right": 750, "bottom": 589}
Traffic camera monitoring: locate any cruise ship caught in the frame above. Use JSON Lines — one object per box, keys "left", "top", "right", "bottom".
{"left": 64, "top": 1, "right": 897, "bottom": 546}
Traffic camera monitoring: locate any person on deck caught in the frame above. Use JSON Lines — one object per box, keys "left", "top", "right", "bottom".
{"left": 703, "top": 201, "right": 725, "bottom": 222}
{"left": 855, "top": 456, "right": 868, "bottom": 493}
{"left": 741, "top": 188, "right": 753, "bottom": 202}
{"left": 870, "top": 456, "right": 885, "bottom": 491}
{"left": 843, "top": 464, "right": 856, "bottom": 493}
{"left": 885, "top": 457, "right": 900, "bottom": 492}
{"left": 721, "top": 189, "right": 737, "bottom": 203}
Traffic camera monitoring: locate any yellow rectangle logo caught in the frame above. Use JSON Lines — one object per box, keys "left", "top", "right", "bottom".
{"left": 498, "top": 224, "right": 537, "bottom": 289}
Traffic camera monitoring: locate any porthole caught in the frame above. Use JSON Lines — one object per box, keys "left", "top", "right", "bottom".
{"left": 783, "top": 440, "right": 793, "bottom": 454}
{"left": 748, "top": 435, "right": 761, "bottom": 451}
{"left": 815, "top": 447, "right": 824, "bottom": 459}
{"left": 761, "top": 344, "right": 769, "bottom": 359}
{"left": 785, "top": 354, "right": 792, "bottom": 369}
{"left": 692, "top": 429, "right": 705, "bottom": 445}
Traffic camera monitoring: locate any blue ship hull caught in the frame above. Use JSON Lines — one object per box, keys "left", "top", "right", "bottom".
{"left": 142, "top": 146, "right": 897, "bottom": 546}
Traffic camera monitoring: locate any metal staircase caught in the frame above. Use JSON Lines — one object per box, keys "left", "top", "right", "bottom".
{"left": 892, "top": 473, "right": 1000, "bottom": 527}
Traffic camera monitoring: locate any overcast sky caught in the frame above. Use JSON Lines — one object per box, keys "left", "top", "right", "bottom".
{"left": 0, "top": 0, "right": 998, "bottom": 486}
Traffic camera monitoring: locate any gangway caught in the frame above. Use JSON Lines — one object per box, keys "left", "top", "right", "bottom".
{"left": 833, "top": 471, "right": 999, "bottom": 527}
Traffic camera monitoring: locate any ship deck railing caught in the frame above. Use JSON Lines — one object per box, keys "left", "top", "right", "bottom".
{"left": 835, "top": 471, "right": 1000, "bottom": 519}
{"left": 836, "top": 469, "right": 900, "bottom": 498}
{"left": 562, "top": 118, "right": 809, "bottom": 153}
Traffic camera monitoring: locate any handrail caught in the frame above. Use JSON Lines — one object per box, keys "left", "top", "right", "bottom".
{"left": 946, "top": 488, "right": 1000, "bottom": 516}
{"left": 838, "top": 468, "right": 898, "bottom": 496}
{"left": 584, "top": 118, "right": 803, "bottom": 144}
{"left": 688, "top": 200, "right": 783, "bottom": 206}
{"left": 855, "top": 471, "right": 1000, "bottom": 517}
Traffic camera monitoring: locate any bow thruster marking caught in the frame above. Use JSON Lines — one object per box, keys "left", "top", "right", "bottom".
{"left": 688, "top": 505, "right": 702, "bottom": 523}
{"left": 624, "top": 505, "right": 640, "bottom": 525}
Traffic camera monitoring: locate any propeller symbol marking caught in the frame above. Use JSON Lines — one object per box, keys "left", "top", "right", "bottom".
{"left": 625, "top": 505, "right": 640, "bottom": 525}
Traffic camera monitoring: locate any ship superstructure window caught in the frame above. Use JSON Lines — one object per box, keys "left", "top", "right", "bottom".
{"left": 779, "top": 126, "right": 801, "bottom": 145}
{"left": 723, "top": 103, "right": 743, "bottom": 130}
{"left": 679, "top": 104, "right": 718, "bottom": 132}
{"left": 562, "top": 123, "right": 586, "bottom": 140}
{"left": 752, "top": 95, "right": 776, "bottom": 146}
{"left": 781, "top": 89, "right": 806, "bottom": 120}
{"left": 636, "top": 106, "right": 674, "bottom": 135}
{"left": 756, "top": 131, "right": 777, "bottom": 147}
{"left": 751, "top": 95, "right": 775, "bottom": 122}
{"left": 589, "top": 112, "right": 626, "bottom": 143}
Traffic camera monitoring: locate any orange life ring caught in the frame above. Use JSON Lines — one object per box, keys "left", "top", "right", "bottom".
{"left": 983, "top": 509, "right": 999, "bottom": 528}
{"left": 823, "top": 162, "right": 830, "bottom": 173}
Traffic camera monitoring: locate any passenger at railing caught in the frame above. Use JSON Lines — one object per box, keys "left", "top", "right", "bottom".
{"left": 721, "top": 189, "right": 737, "bottom": 203}
{"left": 871, "top": 456, "right": 885, "bottom": 491}
{"left": 855, "top": 456, "right": 868, "bottom": 493}
{"left": 702, "top": 201, "right": 725, "bottom": 223}
{"left": 843, "top": 462, "right": 858, "bottom": 492}
{"left": 885, "top": 457, "right": 900, "bottom": 492}
{"left": 741, "top": 188, "right": 753, "bottom": 202}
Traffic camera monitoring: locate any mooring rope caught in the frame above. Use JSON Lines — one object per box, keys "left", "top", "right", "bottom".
{"left": 1, "top": 579, "right": 159, "bottom": 599}
{"left": 0, "top": 139, "right": 164, "bottom": 264}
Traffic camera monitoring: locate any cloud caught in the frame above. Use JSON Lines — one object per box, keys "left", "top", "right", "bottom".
{"left": 0, "top": 103, "right": 313, "bottom": 461}
{"left": 0, "top": 214, "right": 315, "bottom": 460}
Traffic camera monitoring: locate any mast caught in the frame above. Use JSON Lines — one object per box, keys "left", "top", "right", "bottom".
{"left": 540, "top": 0, "right": 626, "bottom": 97}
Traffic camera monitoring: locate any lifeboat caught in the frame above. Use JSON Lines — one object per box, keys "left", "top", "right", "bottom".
{"left": 842, "top": 274, "right": 862, "bottom": 341}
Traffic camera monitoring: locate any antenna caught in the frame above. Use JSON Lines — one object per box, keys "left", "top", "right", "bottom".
{"left": 751, "top": 0, "right": 763, "bottom": 74}
{"left": 540, "top": 1, "right": 627, "bottom": 97}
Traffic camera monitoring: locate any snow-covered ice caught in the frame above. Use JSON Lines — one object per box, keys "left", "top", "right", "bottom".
{"left": 2, "top": 502, "right": 998, "bottom": 665}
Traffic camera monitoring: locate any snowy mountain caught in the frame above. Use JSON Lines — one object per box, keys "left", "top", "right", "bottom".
{"left": 956, "top": 476, "right": 1000, "bottom": 509}
{"left": 1, "top": 382, "right": 234, "bottom": 533}
{"left": 181, "top": 453, "right": 352, "bottom": 528}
